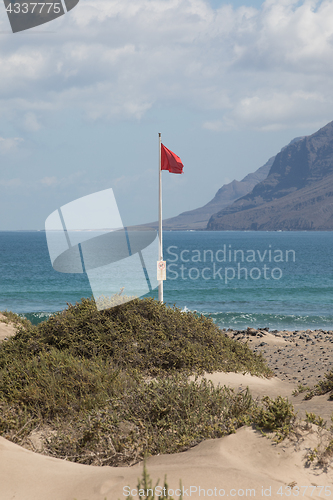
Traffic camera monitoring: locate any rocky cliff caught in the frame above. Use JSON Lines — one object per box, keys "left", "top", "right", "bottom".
{"left": 207, "top": 121, "right": 333, "bottom": 230}
{"left": 148, "top": 157, "right": 273, "bottom": 230}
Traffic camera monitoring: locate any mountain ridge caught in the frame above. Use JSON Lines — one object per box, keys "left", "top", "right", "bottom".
{"left": 207, "top": 121, "right": 333, "bottom": 230}
{"left": 146, "top": 156, "right": 273, "bottom": 230}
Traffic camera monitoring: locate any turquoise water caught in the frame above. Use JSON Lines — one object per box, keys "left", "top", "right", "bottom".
{"left": 1, "top": 231, "right": 333, "bottom": 330}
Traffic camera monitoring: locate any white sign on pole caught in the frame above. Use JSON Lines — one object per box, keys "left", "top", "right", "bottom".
{"left": 157, "top": 260, "right": 166, "bottom": 281}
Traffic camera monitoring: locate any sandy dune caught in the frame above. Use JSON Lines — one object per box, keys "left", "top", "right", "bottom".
{"left": 0, "top": 371, "right": 332, "bottom": 500}
{"left": 0, "top": 421, "right": 332, "bottom": 500}
{"left": 201, "top": 372, "right": 333, "bottom": 422}
{"left": 0, "top": 313, "right": 18, "bottom": 341}
{"left": 0, "top": 320, "right": 332, "bottom": 499}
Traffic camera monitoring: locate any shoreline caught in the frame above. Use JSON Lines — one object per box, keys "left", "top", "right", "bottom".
{"left": 16, "top": 309, "right": 333, "bottom": 333}
{"left": 223, "top": 326, "right": 333, "bottom": 387}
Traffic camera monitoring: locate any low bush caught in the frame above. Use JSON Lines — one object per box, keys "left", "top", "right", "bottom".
{"left": 2, "top": 297, "right": 272, "bottom": 377}
{"left": 0, "top": 373, "right": 255, "bottom": 466}
{"left": 0, "top": 297, "right": 275, "bottom": 465}
{"left": 252, "top": 395, "right": 297, "bottom": 442}
{"left": 304, "top": 371, "right": 333, "bottom": 400}
{"left": 47, "top": 378, "right": 254, "bottom": 465}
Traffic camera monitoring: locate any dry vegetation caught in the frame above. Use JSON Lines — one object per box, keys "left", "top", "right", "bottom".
{"left": 0, "top": 297, "right": 329, "bottom": 470}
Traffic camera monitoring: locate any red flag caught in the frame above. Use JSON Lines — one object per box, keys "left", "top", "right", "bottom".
{"left": 161, "top": 144, "right": 184, "bottom": 174}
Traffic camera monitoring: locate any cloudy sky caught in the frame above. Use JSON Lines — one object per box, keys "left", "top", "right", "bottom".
{"left": 1, "top": 0, "right": 333, "bottom": 229}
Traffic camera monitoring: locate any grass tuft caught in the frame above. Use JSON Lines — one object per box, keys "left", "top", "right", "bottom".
{"left": 123, "top": 460, "right": 183, "bottom": 500}
{"left": 304, "top": 370, "right": 333, "bottom": 400}
{"left": 251, "top": 395, "right": 297, "bottom": 442}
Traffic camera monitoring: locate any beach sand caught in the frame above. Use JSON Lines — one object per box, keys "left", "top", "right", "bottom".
{"left": 224, "top": 327, "right": 333, "bottom": 387}
{"left": 1, "top": 423, "right": 332, "bottom": 500}
{"left": 0, "top": 321, "right": 332, "bottom": 500}
{"left": 0, "top": 313, "right": 18, "bottom": 341}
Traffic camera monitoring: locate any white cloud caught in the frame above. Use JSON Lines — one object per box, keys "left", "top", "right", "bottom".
{"left": 203, "top": 120, "right": 224, "bottom": 131}
{"left": 224, "top": 90, "right": 329, "bottom": 130}
{"left": 0, "top": 137, "right": 23, "bottom": 153}
{"left": 0, "top": 178, "right": 22, "bottom": 187}
{"left": 38, "top": 172, "right": 86, "bottom": 189}
{"left": 1, "top": 0, "right": 333, "bottom": 129}
{"left": 40, "top": 176, "right": 58, "bottom": 186}
{"left": 23, "top": 112, "right": 41, "bottom": 131}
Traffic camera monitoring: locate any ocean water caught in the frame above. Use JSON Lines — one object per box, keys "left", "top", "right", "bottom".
{"left": 1, "top": 230, "right": 333, "bottom": 330}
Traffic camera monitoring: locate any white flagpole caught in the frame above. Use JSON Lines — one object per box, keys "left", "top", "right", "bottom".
{"left": 158, "top": 132, "right": 163, "bottom": 302}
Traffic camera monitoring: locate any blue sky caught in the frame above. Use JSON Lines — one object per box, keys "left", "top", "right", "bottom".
{"left": 0, "top": 0, "right": 332, "bottom": 229}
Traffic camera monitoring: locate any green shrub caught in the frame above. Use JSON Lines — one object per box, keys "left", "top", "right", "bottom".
{"left": 0, "top": 297, "right": 275, "bottom": 465}
{"left": 305, "top": 412, "right": 326, "bottom": 428}
{"left": 41, "top": 376, "right": 254, "bottom": 465}
{"left": 304, "top": 371, "right": 333, "bottom": 400}
{"left": 0, "top": 348, "right": 137, "bottom": 418}
{"left": 4, "top": 297, "right": 272, "bottom": 377}
{"left": 252, "top": 395, "right": 296, "bottom": 442}
{"left": 94, "top": 287, "right": 137, "bottom": 310}
{"left": 292, "top": 383, "right": 310, "bottom": 396}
